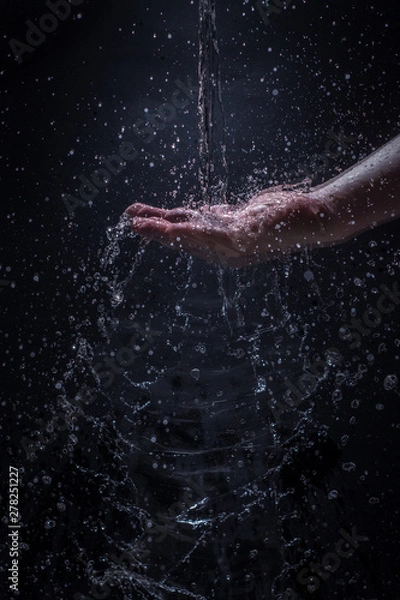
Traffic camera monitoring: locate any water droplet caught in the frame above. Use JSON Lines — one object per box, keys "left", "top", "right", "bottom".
{"left": 332, "top": 389, "right": 342, "bottom": 402}
{"left": 44, "top": 519, "right": 56, "bottom": 529}
{"left": 325, "top": 349, "right": 343, "bottom": 366}
{"left": 342, "top": 462, "right": 356, "bottom": 472}
{"left": 255, "top": 377, "right": 266, "bottom": 393}
{"left": 111, "top": 292, "right": 124, "bottom": 307}
{"left": 383, "top": 374, "right": 398, "bottom": 390}
{"left": 190, "top": 368, "right": 200, "bottom": 381}
{"left": 368, "top": 497, "right": 380, "bottom": 504}
{"left": 304, "top": 270, "right": 314, "bottom": 282}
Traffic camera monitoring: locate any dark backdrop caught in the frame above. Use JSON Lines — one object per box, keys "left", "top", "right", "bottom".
{"left": 1, "top": 1, "right": 399, "bottom": 599}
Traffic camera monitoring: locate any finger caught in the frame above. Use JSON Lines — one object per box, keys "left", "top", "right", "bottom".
{"left": 131, "top": 217, "right": 249, "bottom": 261}
{"left": 125, "top": 203, "right": 199, "bottom": 223}
{"left": 125, "top": 203, "right": 167, "bottom": 219}
{"left": 162, "top": 207, "right": 197, "bottom": 222}
{"left": 130, "top": 217, "right": 170, "bottom": 242}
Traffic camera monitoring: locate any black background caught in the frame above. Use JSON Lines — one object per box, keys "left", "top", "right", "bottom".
{"left": 1, "top": 1, "right": 400, "bottom": 599}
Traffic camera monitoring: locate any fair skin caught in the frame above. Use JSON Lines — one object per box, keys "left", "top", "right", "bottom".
{"left": 125, "top": 134, "right": 400, "bottom": 268}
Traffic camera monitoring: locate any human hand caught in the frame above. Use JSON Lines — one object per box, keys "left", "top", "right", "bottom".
{"left": 125, "top": 187, "right": 334, "bottom": 268}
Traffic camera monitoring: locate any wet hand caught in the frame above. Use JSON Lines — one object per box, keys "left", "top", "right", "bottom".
{"left": 125, "top": 187, "right": 333, "bottom": 268}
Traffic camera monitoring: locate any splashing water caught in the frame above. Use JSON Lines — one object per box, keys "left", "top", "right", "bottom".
{"left": 32, "top": 5, "right": 400, "bottom": 600}
{"left": 101, "top": 213, "right": 133, "bottom": 268}
{"left": 101, "top": 213, "right": 148, "bottom": 309}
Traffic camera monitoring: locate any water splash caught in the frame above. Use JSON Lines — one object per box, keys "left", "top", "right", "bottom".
{"left": 101, "top": 213, "right": 134, "bottom": 268}
{"left": 100, "top": 213, "right": 147, "bottom": 309}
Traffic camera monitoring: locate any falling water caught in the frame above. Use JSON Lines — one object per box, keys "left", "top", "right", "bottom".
{"left": 198, "top": 0, "right": 229, "bottom": 206}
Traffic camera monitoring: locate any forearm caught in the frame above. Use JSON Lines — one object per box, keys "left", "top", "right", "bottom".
{"left": 309, "top": 133, "right": 400, "bottom": 244}
{"left": 125, "top": 134, "right": 400, "bottom": 268}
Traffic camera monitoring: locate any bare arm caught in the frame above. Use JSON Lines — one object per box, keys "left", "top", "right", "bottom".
{"left": 308, "top": 132, "right": 400, "bottom": 246}
{"left": 125, "top": 133, "right": 400, "bottom": 268}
